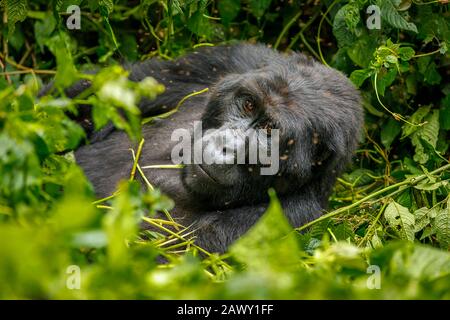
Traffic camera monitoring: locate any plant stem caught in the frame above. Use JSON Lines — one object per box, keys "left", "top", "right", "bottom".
{"left": 316, "top": 0, "right": 340, "bottom": 67}
{"left": 413, "top": 48, "right": 441, "bottom": 58}
{"left": 129, "top": 138, "right": 145, "bottom": 181}
{"left": 274, "top": 10, "right": 302, "bottom": 49}
{"left": 296, "top": 163, "right": 450, "bottom": 232}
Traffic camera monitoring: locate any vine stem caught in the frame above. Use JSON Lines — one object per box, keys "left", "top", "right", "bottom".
{"left": 274, "top": 10, "right": 302, "bottom": 49}
{"left": 373, "top": 72, "right": 421, "bottom": 127}
{"left": 129, "top": 143, "right": 178, "bottom": 227}
{"left": 316, "top": 0, "right": 340, "bottom": 67}
{"left": 296, "top": 163, "right": 450, "bottom": 232}
{"left": 142, "top": 87, "right": 209, "bottom": 123}
{"left": 287, "top": 11, "right": 320, "bottom": 59}
{"left": 357, "top": 201, "right": 387, "bottom": 247}
{"left": 0, "top": 70, "right": 56, "bottom": 75}
{"left": 413, "top": 48, "right": 441, "bottom": 58}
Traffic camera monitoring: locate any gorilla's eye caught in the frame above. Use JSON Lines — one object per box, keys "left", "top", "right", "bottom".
{"left": 243, "top": 99, "right": 255, "bottom": 114}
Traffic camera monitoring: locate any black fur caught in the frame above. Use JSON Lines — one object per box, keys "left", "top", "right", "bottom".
{"left": 50, "top": 43, "right": 363, "bottom": 253}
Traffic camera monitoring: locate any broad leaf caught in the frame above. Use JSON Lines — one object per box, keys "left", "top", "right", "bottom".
{"left": 249, "top": 0, "right": 272, "bottom": 19}
{"left": 218, "top": 0, "right": 240, "bottom": 25}
{"left": 333, "top": 3, "right": 359, "bottom": 48}
{"left": 385, "top": 201, "right": 415, "bottom": 241}
{"left": 381, "top": 117, "right": 402, "bottom": 149}
{"left": 350, "top": 69, "right": 372, "bottom": 88}
{"left": 434, "top": 201, "right": 450, "bottom": 249}
{"left": 378, "top": 0, "right": 418, "bottom": 33}
{"left": 1, "top": 0, "right": 28, "bottom": 36}
{"left": 413, "top": 207, "right": 430, "bottom": 233}
{"left": 401, "top": 105, "right": 431, "bottom": 139}
{"left": 230, "top": 190, "right": 300, "bottom": 272}
{"left": 411, "top": 109, "right": 440, "bottom": 164}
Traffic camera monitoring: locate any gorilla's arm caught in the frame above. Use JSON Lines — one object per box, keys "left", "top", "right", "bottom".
{"left": 190, "top": 193, "right": 323, "bottom": 253}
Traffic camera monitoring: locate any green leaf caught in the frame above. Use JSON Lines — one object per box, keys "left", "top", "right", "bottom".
{"left": 434, "top": 200, "right": 450, "bottom": 249}
{"left": 350, "top": 69, "right": 372, "bottom": 88}
{"left": 385, "top": 54, "right": 398, "bottom": 64}
{"left": 8, "top": 24, "right": 25, "bottom": 51}
{"left": 420, "top": 226, "right": 435, "bottom": 240}
{"left": 55, "top": 0, "right": 82, "bottom": 11}
{"left": 378, "top": 0, "right": 418, "bottom": 33}
{"left": 401, "top": 105, "right": 431, "bottom": 139}
{"left": 45, "top": 33, "right": 78, "bottom": 89}
{"left": 187, "top": 10, "right": 212, "bottom": 38}
{"left": 411, "top": 109, "right": 440, "bottom": 164}
{"left": 249, "top": 0, "right": 272, "bottom": 19}
{"left": 218, "top": 0, "right": 240, "bottom": 25}
{"left": 99, "top": 0, "right": 113, "bottom": 14}
{"left": 398, "top": 47, "right": 415, "bottom": 61}
{"left": 361, "top": 92, "right": 384, "bottom": 117}
{"left": 104, "top": 181, "right": 142, "bottom": 268}
{"left": 405, "top": 74, "right": 417, "bottom": 94}
{"left": 417, "top": 56, "right": 442, "bottom": 85}
{"left": 0, "top": 133, "right": 41, "bottom": 194}
{"left": 413, "top": 207, "right": 430, "bottom": 233}
{"left": 384, "top": 200, "right": 415, "bottom": 241}
{"left": 91, "top": 98, "right": 110, "bottom": 130}
{"left": 118, "top": 33, "right": 138, "bottom": 61}
{"left": 230, "top": 190, "right": 300, "bottom": 272}
{"left": 381, "top": 117, "right": 402, "bottom": 149}
{"left": 341, "top": 168, "right": 375, "bottom": 187}
{"left": 332, "top": 3, "right": 359, "bottom": 48}
{"left": 396, "top": 0, "right": 412, "bottom": 11}
{"left": 371, "top": 242, "right": 450, "bottom": 282}
{"left": 440, "top": 94, "right": 450, "bottom": 130}
{"left": 99, "top": 5, "right": 118, "bottom": 50}
{"left": 314, "top": 242, "right": 366, "bottom": 271}
{"left": 34, "top": 14, "right": 56, "bottom": 52}
{"left": 395, "top": 188, "right": 413, "bottom": 208}
{"left": 423, "top": 62, "right": 442, "bottom": 85}
{"left": 376, "top": 67, "right": 397, "bottom": 96}
{"left": 71, "top": 230, "right": 108, "bottom": 249}
{"left": 439, "top": 94, "right": 450, "bottom": 130}
{"left": 347, "top": 37, "right": 378, "bottom": 68}
{"left": 414, "top": 181, "right": 448, "bottom": 191}
{"left": 1, "top": 0, "right": 28, "bottom": 36}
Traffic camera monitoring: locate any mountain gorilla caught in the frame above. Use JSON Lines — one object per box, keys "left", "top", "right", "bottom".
{"left": 46, "top": 43, "right": 363, "bottom": 253}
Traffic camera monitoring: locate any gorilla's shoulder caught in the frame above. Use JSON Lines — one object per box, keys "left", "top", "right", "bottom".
{"left": 129, "top": 42, "right": 305, "bottom": 81}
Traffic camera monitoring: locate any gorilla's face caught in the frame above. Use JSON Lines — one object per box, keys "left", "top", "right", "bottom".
{"left": 180, "top": 67, "right": 314, "bottom": 209}
{"left": 178, "top": 60, "right": 361, "bottom": 210}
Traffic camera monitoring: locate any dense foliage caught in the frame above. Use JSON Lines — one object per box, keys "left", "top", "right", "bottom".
{"left": 0, "top": 0, "right": 449, "bottom": 299}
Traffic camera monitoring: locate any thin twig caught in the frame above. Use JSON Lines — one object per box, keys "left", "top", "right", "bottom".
{"left": 130, "top": 138, "right": 145, "bottom": 181}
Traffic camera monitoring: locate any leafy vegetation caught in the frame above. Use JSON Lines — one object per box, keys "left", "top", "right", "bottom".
{"left": 0, "top": 0, "right": 449, "bottom": 299}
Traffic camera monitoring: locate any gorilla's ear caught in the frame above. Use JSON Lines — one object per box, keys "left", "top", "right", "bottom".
{"left": 314, "top": 118, "right": 360, "bottom": 176}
